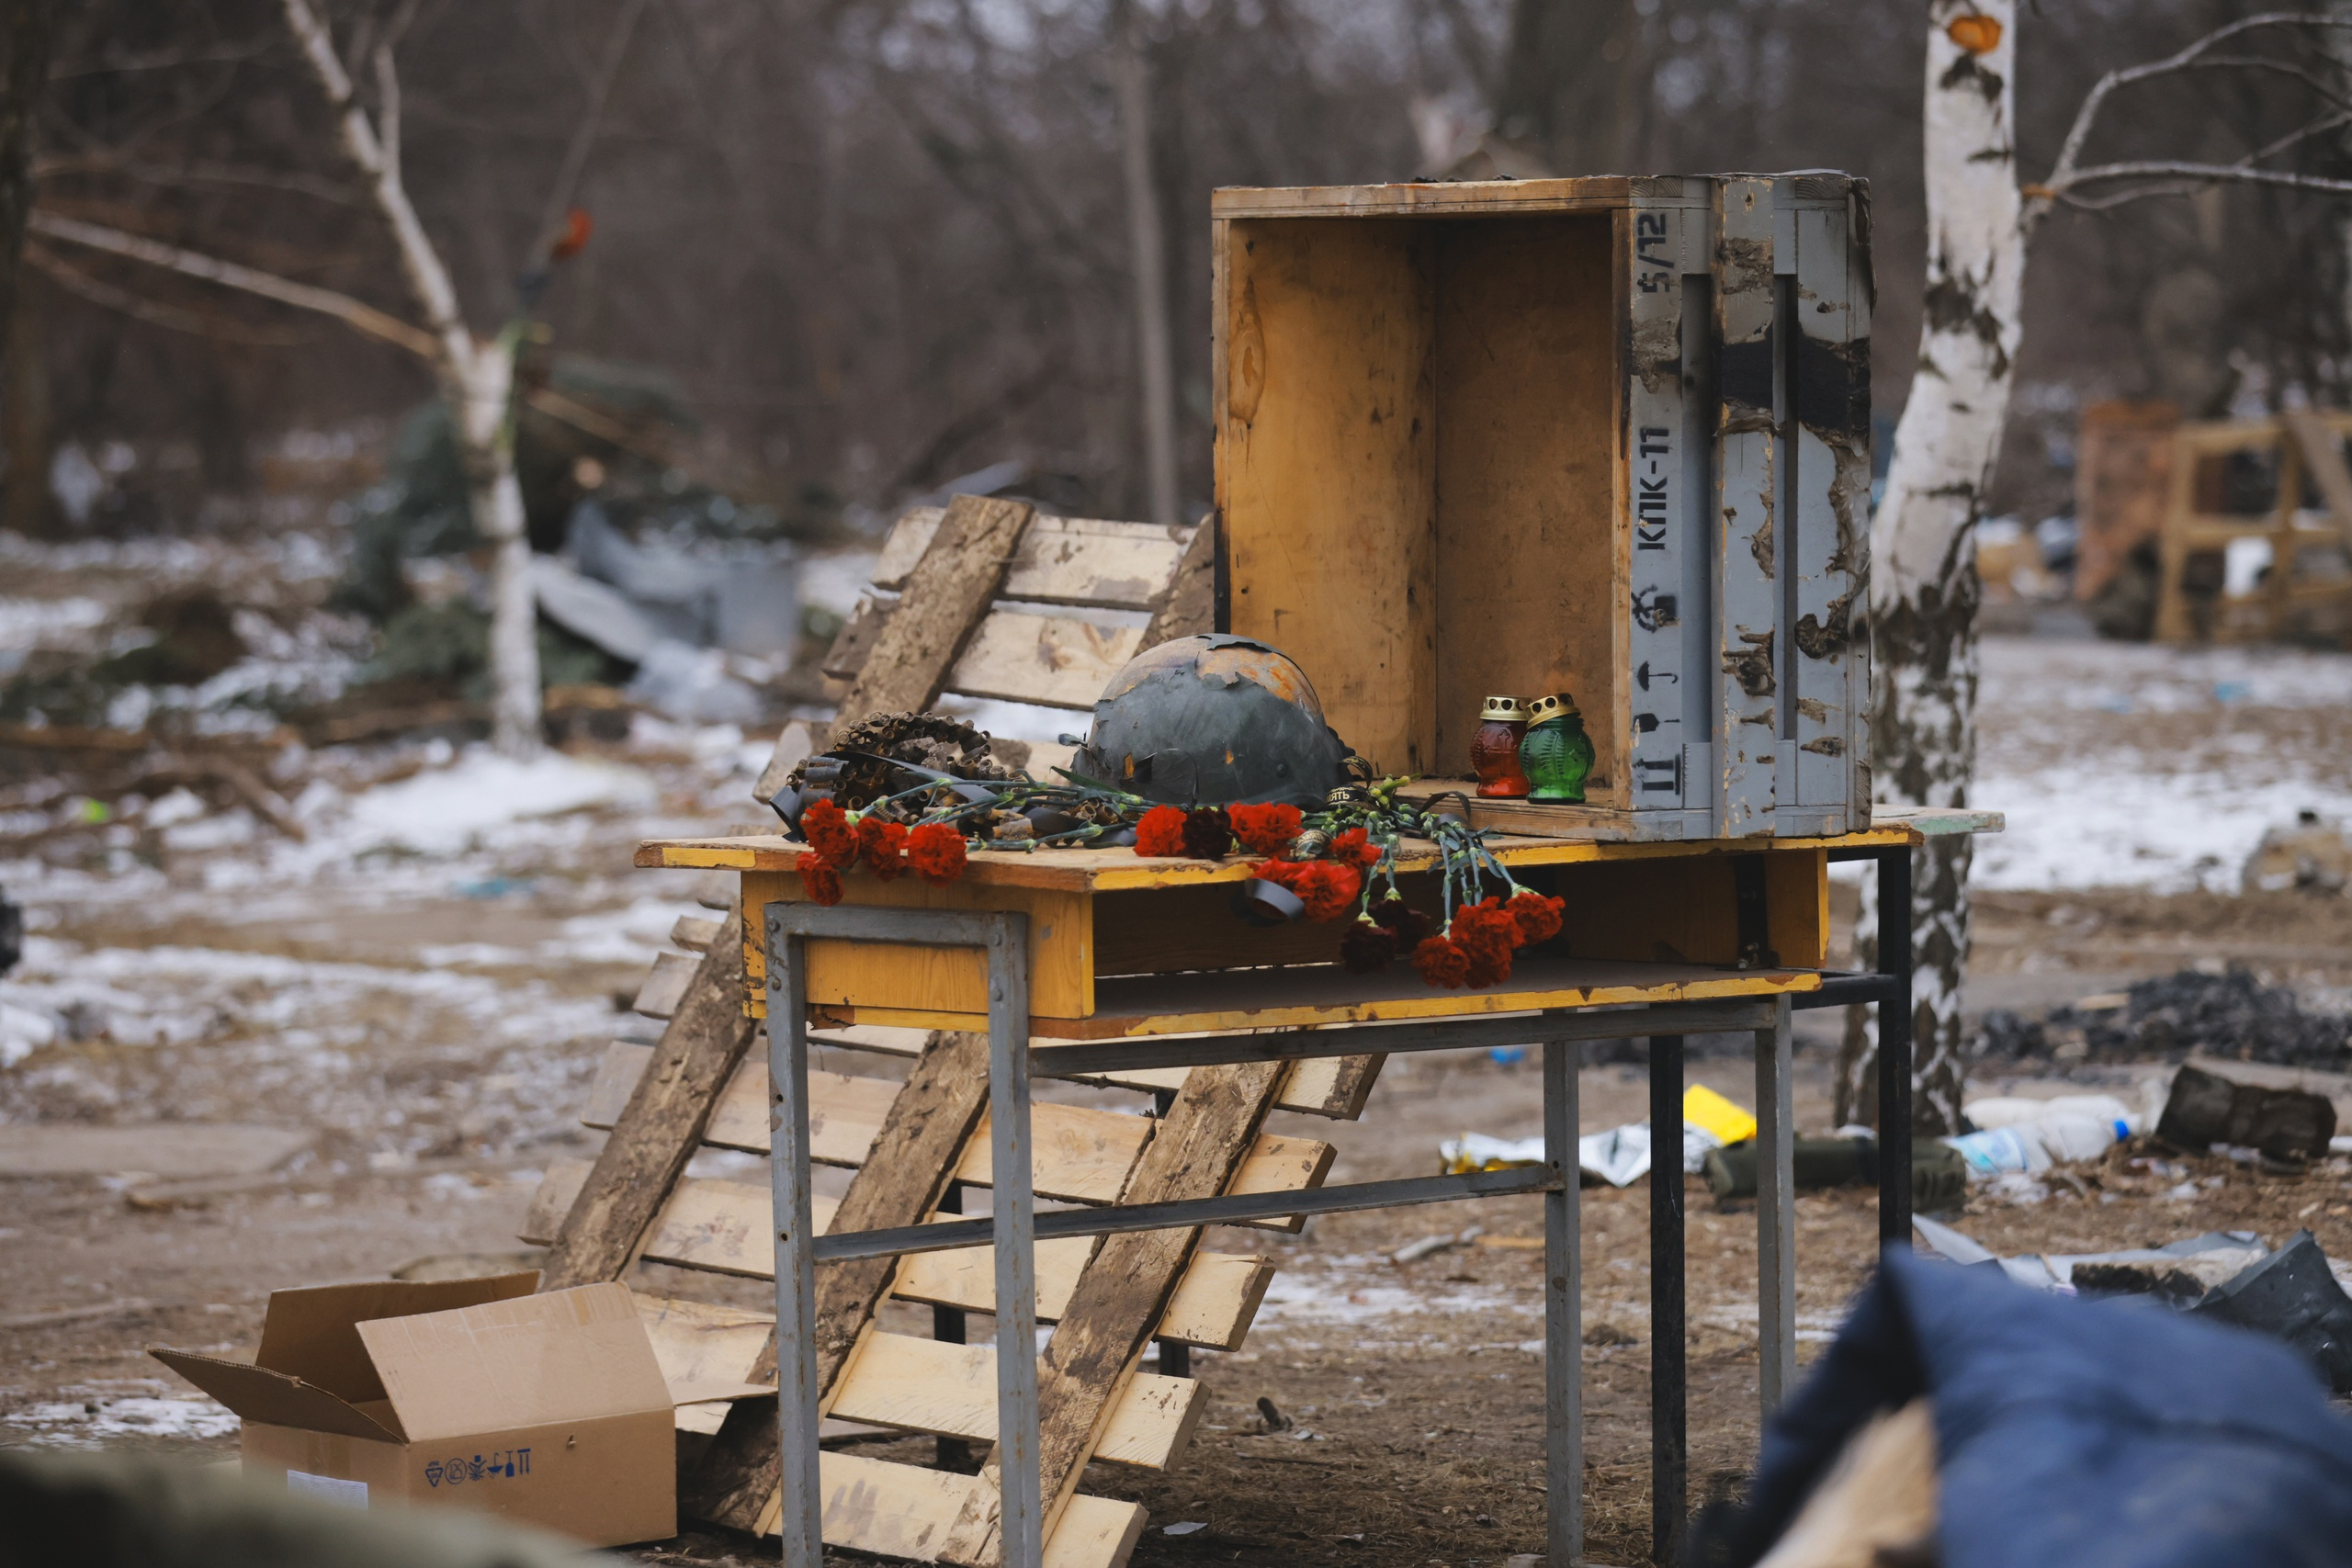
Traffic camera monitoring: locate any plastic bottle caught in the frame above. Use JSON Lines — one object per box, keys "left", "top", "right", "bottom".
{"left": 1942, "top": 1124, "right": 2053, "bottom": 1179}
{"left": 1943, "top": 1095, "right": 2137, "bottom": 1179}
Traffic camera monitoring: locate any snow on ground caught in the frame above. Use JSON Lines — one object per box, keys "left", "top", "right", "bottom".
{"left": 332, "top": 748, "right": 660, "bottom": 855}
{"left": 1969, "top": 635, "right": 2352, "bottom": 893}
{"left": 3, "top": 1392, "right": 240, "bottom": 1449}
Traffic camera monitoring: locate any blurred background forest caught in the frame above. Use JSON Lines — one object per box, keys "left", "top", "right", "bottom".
{"left": 16, "top": 0, "right": 2352, "bottom": 545}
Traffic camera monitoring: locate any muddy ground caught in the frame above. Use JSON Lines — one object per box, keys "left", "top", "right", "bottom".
{"left": 5, "top": 548, "right": 2352, "bottom": 1568}
{"left": 6, "top": 878, "right": 2352, "bottom": 1567}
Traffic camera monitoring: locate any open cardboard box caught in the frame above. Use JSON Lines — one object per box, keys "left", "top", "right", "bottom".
{"left": 153, "top": 1273, "right": 757, "bottom": 1549}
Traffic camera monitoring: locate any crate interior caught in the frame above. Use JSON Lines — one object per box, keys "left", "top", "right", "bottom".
{"left": 1221, "top": 212, "right": 1624, "bottom": 804}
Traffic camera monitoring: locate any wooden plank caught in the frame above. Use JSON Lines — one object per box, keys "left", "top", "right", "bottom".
{"left": 1139, "top": 512, "right": 1216, "bottom": 648}
{"left": 809, "top": 1452, "right": 1145, "bottom": 1568}
{"left": 816, "top": 1025, "right": 1374, "bottom": 1121}
{"left": 632, "top": 949, "right": 699, "bottom": 1020}
{"left": 939, "top": 1061, "right": 1289, "bottom": 1566}
{"left": 2286, "top": 407, "right": 2352, "bottom": 548}
{"left": 893, "top": 1246, "right": 1273, "bottom": 1353}
{"left": 589, "top": 1043, "right": 1288, "bottom": 1206}
{"left": 687, "top": 1031, "right": 992, "bottom": 1533}
{"left": 517, "top": 1156, "right": 590, "bottom": 1246}
{"left": 954, "top": 1104, "right": 1151, "bottom": 1204}
{"left": 824, "top": 493, "right": 1034, "bottom": 747}
{"left": 1432, "top": 214, "right": 1621, "bottom": 799}
{"left": 876, "top": 507, "right": 1193, "bottom": 609}
{"left": 829, "top": 1332, "right": 1205, "bottom": 1469}
{"left": 581, "top": 1044, "right": 899, "bottom": 1168}
{"left": 671, "top": 914, "right": 725, "bottom": 953}
{"left": 947, "top": 608, "right": 1148, "bottom": 710}
{"left": 1219, "top": 214, "right": 1440, "bottom": 777}
{"left": 539, "top": 904, "right": 759, "bottom": 1291}
{"left": 636, "top": 1292, "right": 775, "bottom": 1426}
{"left": 1210, "top": 175, "right": 1640, "bottom": 220}
{"left": 829, "top": 601, "right": 1147, "bottom": 708}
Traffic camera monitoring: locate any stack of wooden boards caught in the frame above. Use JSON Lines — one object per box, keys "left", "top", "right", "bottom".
{"left": 517, "top": 887, "right": 1383, "bottom": 1568}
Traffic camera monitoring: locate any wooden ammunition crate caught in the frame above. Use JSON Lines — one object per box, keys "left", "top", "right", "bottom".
{"left": 1211, "top": 174, "right": 1873, "bottom": 840}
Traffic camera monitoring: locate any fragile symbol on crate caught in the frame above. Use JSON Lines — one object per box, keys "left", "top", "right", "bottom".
{"left": 425, "top": 1449, "right": 529, "bottom": 1487}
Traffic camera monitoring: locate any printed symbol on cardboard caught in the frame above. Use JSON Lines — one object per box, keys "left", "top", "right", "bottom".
{"left": 424, "top": 1460, "right": 446, "bottom": 1488}
{"left": 469, "top": 1454, "right": 485, "bottom": 1481}
{"left": 443, "top": 1456, "right": 467, "bottom": 1487}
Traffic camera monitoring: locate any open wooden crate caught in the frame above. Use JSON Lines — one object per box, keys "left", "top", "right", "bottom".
{"left": 1212, "top": 174, "right": 1873, "bottom": 840}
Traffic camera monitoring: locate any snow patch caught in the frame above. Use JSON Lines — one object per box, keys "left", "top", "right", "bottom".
{"left": 334, "top": 749, "right": 659, "bottom": 854}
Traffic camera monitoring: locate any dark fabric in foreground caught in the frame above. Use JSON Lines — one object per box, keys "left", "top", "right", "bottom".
{"left": 0, "top": 1450, "right": 598, "bottom": 1568}
{"left": 1701, "top": 1249, "right": 2352, "bottom": 1568}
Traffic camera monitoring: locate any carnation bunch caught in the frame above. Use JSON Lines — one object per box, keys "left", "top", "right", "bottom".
{"left": 794, "top": 797, "right": 969, "bottom": 906}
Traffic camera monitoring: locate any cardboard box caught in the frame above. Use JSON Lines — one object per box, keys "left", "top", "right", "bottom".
{"left": 153, "top": 1274, "right": 678, "bottom": 1548}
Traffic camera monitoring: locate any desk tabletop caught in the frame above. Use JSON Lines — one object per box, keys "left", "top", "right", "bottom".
{"left": 636, "top": 806, "right": 1999, "bottom": 895}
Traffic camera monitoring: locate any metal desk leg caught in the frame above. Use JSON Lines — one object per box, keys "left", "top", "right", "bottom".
{"left": 765, "top": 908, "right": 824, "bottom": 1568}
{"left": 1754, "top": 994, "right": 1795, "bottom": 1416}
{"left": 985, "top": 919, "right": 1041, "bottom": 1568}
{"left": 1876, "top": 845, "right": 1915, "bottom": 1247}
{"left": 1649, "top": 1032, "right": 1686, "bottom": 1568}
{"left": 1544, "top": 1024, "right": 1583, "bottom": 1567}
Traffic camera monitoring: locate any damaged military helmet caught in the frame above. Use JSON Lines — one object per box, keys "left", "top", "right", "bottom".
{"left": 1074, "top": 634, "right": 1355, "bottom": 807}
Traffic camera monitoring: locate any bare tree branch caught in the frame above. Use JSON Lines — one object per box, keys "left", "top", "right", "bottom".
{"left": 2049, "top": 160, "right": 2352, "bottom": 201}
{"left": 22, "top": 242, "right": 320, "bottom": 346}
{"left": 279, "top": 0, "right": 473, "bottom": 373}
{"left": 33, "top": 152, "right": 361, "bottom": 207}
{"left": 2034, "top": 12, "right": 2352, "bottom": 230}
{"left": 28, "top": 209, "right": 438, "bottom": 355}
{"left": 532, "top": 0, "right": 650, "bottom": 254}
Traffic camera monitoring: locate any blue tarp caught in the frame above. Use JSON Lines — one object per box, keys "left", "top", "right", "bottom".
{"left": 1708, "top": 1250, "right": 2352, "bottom": 1567}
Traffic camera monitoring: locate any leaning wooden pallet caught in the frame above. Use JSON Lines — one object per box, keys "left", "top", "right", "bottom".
{"left": 523, "top": 490, "right": 1386, "bottom": 1567}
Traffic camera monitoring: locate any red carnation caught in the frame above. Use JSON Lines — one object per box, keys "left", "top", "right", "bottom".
{"left": 1136, "top": 804, "right": 1188, "bottom": 857}
{"left": 1452, "top": 897, "right": 1525, "bottom": 987}
{"left": 905, "top": 823, "right": 968, "bottom": 885}
{"left": 1412, "top": 934, "right": 1472, "bottom": 989}
{"left": 800, "top": 797, "right": 856, "bottom": 870}
{"left": 857, "top": 816, "right": 909, "bottom": 881}
{"left": 1368, "top": 894, "right": 1430, "bottom": 947}
{"left": 1180, "top": 807, "right": 1234, "bottom": 860}
{"left": 1294, "top": 862, "right": 1362, "bottom": 922}
{"left": 796, "top": 852, "right": 843, "bottom": 907}
{"left": 1329, "top": 828, "right": 1382, "bottom": 868}
{"left": 1340, "top": 919, "right": 1396, "bottom": 974}
{"left": 1507, "top": 890, "right": 1566, "bottom": 946}
{"left": 1227, "top": 801, "right": 1304, "bottom": 857}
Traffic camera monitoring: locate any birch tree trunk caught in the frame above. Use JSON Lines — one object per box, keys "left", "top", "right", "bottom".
{"left": 283, "top": 0, "right": 542, "bottom": 756}
{"left": 1837, "top": 0, "right": 2021, "bottom": 1134}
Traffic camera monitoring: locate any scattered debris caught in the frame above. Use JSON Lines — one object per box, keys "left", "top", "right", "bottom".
{"left": 1703, "top": 1135, "right": 1968, "bottom": 1213}
{"left": 2245, "top": 808, "right": 2352, "bottom": 894}
{"left": 2154, "top": 1062, "right": 2336, "bottom": 1163}
{"left": 1390, "top": 1227, "right": 1483, "bottom": 1265}
{"left": 1582, "top": 1321, "right": 1638, "bottom": 1348}
{"left": 1252, "top": 1396, "right": 1292, "bottom": 1434}
{"left": 2189, "top": 1231, "right": 2352, "bottom": 1393}
{"left": 1943, "top": 1093, "right": 2137, "bottom": 1179}
{"left": 1442, "top": 1085, "right": 1760, "bottom": 1189}
{"left": 1977, "top": 964, "right": 2352, "bottom": 1068}
{"left": 1161, "top": 1521, "right": 1208, "bottom": 1537}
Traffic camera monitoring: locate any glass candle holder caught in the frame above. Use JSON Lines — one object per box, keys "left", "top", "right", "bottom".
{"left": 1521, "top": 693, "right": 1595, "bottom": 803}
{"left": 1471, "top": 695, "right": 1532, "bottom": 798}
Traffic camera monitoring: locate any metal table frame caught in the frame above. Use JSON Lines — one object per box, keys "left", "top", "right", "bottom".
{"left": 762, "top": 841, "right": 1914, "bottom": 1568}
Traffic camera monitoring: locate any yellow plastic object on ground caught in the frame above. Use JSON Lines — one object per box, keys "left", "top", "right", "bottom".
{"left": 1683, "top": 1084, "right": 1758, "bottom": 1149}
